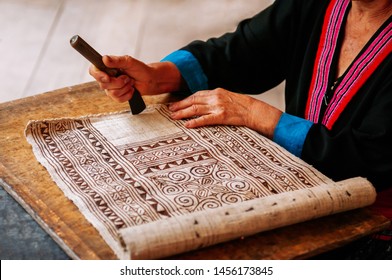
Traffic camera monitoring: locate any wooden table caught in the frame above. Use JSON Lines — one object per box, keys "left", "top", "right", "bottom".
{"left": 0, "top": 82, "right": 390, "bottom": 259}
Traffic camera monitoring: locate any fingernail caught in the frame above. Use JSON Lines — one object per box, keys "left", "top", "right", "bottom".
{"left": 168, "top": 103, "right": 175, "bottom": 111}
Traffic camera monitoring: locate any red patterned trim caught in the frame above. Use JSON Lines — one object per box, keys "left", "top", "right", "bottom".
{"left": 323, "top": 24, "right": 392, "bottom": 129}
{"left": 305, "top": 0, "right": 349, "bottom": 122}
{"left": 305, "top": 0, "right": 392, "bottom": 129}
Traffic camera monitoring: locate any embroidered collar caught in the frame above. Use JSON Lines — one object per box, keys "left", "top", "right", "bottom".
{"left": 305, "top": 0, "right": 392, "bottom": 130}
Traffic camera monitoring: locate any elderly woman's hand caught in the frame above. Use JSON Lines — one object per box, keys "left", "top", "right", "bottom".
{"left": 89, "top": 55, "right": 183, "bottom": 102}
{"left": 168, "top": 88, "right": 283, "bottom": 139}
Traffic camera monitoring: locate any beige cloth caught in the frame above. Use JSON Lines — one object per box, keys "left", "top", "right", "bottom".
{"left": 25, "top": 105, "right": 376, "bottom": 259}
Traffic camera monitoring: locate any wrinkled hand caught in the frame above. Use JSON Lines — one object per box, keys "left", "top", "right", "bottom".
{"left": 89, "top": 55, "right": 182, "bottom": 102}
{"left": 169, "top": 88, "right": 282, "bottom": 139}
{"left": 89, "top": 55, "right": 152, "bottom": 102}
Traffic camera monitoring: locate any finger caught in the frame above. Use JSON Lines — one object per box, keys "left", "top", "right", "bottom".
{"left": 103, "top": 55, "right": 145, "bottom": 72}
{"left": 99, "top": 75, "right": 133, "bottom": 90}
{"left": 169, "top": 90, "right": 211, "bottom": 111}
{"left": 106, "top": 82, "right": 135, "bottom": 103}
{"left": 89, "top": 65, "right": 110, "bottom": 83}
{"left": 170, "top": 103, "right": 209, "bottom": 119}
{"left": 184, "top": 114, "right": 220, "bottom": 128}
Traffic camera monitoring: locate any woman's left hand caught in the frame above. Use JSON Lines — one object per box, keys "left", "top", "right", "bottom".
{"left": 168, "top": 88, "right": 283, "bottom": 139}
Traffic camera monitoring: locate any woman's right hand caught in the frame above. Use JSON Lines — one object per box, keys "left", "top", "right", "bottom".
{"left": 89, "top": 55, "right": 182, "bottom": 103}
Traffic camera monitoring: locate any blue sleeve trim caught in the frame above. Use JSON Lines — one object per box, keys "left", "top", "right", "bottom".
{"left": 161, "top": 50, "right": 208, "bottom": 93}
{"left": 273, "top": 113, "right": 313, "bottom": 157}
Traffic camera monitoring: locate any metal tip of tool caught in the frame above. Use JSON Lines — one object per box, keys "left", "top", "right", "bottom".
{"left": 70, "top": 35, "right": 79, "bottom": 45}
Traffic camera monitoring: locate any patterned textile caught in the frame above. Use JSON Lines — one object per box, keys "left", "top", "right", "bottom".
{"left": 25, "top": 105, "right": 376, "bottom": 259}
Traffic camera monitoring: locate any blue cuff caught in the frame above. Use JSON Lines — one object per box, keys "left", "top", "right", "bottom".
{"left": 273, "top": 113, "right": 313, "bottom": 157}
{"left": 161, "top": 50, "right": 208, "bottom": 93}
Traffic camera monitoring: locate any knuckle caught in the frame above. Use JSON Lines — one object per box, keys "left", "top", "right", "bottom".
{"left": 194, "top": 91, "right": 205, "bottom": 97}
{"left": 123, "top": 55, "right": 134, "bottom": 65}
{"left": 214, "top": 87, "right": 224, "bottom": 95}
{"left": 191, "top": 104, "right": 199, "bottom": 114}
{"left": 211, "top": 89, "right": 225, "bottom": 102}
{"left": 216, "top": 89, "right": 226, "bottom": 98}
{"left": 190, "top": 94, "right": 197, "bottom": 103}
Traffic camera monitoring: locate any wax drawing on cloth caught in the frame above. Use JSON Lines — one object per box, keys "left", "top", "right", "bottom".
{"left": 25, "top": 105, "right": 375, "bottom": 259}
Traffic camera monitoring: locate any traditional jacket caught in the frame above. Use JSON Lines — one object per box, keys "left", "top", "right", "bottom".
{"left": 162, "top": 0, "right": 392, "bottom": 190}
